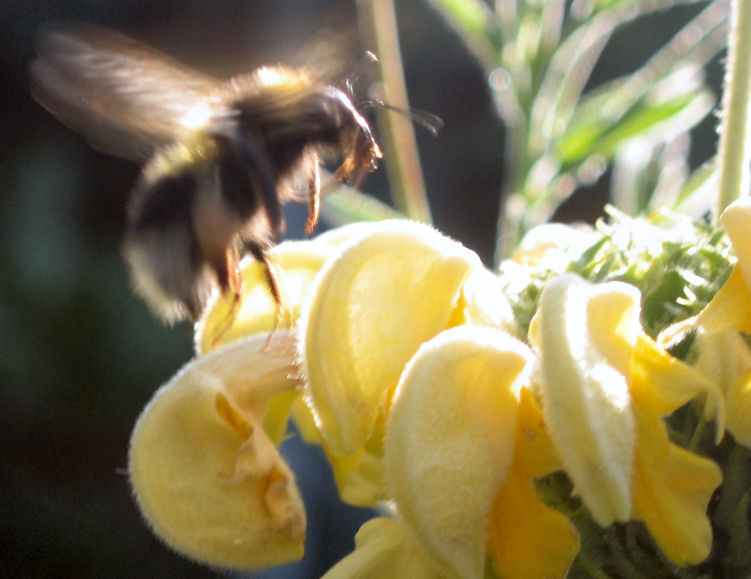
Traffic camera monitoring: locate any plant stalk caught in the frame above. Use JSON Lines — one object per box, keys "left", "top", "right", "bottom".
{"left": 359, "top": 0, "right": 433, "bottom": 224}
{"left": 716, "top": 0, "right": 751, "bottom": 217}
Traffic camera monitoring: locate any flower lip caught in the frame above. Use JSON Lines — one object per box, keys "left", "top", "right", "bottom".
{"left": 386, "top": 325, "right": 530, "bottom": 579}
{"left": 299, "top": 219, "right": 482, "bottom": 456}
{"left": 128, "top": 332, "right": 306, "bottom": 570}
{"left": 531, "top": 273, "right": 638, "bottom": 526}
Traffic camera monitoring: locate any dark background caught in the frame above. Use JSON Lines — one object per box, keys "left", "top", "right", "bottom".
{"left": 1, "top": 1, "right": 719, "bottom": 577}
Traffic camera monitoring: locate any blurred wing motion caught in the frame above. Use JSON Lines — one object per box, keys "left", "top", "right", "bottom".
{"left": 29, "top": 23, "right": 383, "bottom": 327}
{"left": 30, "top": 22, "right": 226, "bottom": 159}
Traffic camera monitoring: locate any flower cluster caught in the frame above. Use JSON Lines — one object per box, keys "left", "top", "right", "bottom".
{"left": 128, "top": 205, "right": 751, "bottom": 577}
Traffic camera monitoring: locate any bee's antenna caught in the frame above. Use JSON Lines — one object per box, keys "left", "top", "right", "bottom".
{"left": 346, "top": 51, "right": 443, "bottom": 137}
{"left": 345, "top": 51, "right": 379, "bottom": 98}
{"left": 363, "top": 98, "right": 444, "bottom": 137}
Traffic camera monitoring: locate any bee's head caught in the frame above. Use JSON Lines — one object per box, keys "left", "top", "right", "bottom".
{"left": 231, "top": 67, "right": 381, "bottom": 184}
{"left": 320, "top": 86, "right": 382, "bottom": 185}
{"left": 327, "top": 51, "right": 442, "bottom": 185}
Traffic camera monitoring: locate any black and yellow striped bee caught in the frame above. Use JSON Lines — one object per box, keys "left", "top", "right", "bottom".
{"left": 30, "top": 23, "right": 382, "bottom": 323}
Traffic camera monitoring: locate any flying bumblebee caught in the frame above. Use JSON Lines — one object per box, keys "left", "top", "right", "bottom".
{"left": 30, "top": 23, "right": 383, "bottom": 323}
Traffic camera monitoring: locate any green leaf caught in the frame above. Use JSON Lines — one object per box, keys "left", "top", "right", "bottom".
{"left": 536, "top": 1, "right": 725, "bottom": 175}
{"left": 426, "top": 0, "right": 500, "bottom": 67}
{"left": 500, "top": 209, "right": 734, "bottom": 339}
{"left": 428, "top": 0, "right": 490, "bottom": 38}
{"left": 555, "top": 89, "right": 712, "bottom": 164}
{"left": 590, "top": 0, "right": 672, "bottom": 15}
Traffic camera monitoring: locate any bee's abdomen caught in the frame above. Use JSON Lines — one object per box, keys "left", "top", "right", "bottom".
{"left": 129, "top": 169, "right": 196, "bottom": 230}
{"left": 214, "top": 139, "right": 266, "bottom": 220}
{"left": 124, "top": 162, "right": 205, "bottom": 322}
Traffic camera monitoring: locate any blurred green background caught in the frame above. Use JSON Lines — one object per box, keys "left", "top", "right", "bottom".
{"left": 0, "top": 1, "right": 720, "bottom": 577}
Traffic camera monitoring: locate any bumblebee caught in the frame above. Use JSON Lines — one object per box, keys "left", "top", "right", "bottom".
{"left": 30, "top": 23, "right": 382, "bottom": 323}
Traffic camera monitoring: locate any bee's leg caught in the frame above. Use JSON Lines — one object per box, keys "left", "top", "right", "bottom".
{"left": 225, "top": 244, "right": 244, "bottom": 319}
{"left": 333, "top": 157, "right": 357, "bottom": 182}
{"left": 333, "top": 157, "right": 370, "bottom": 192}
{"left": 305, "top": 156, "right": 321, "bottom": 235}
{"left": 246, "top": 241, "right": 291, "bottom": 339}
{"left": 348, "top": 162, "right": 369, "bottom": 191}
{"left": 246, "top": 242, "right": 282, "bottom": 308}
{"left": 207, "top": 245, "right": 244, "bottom": 349}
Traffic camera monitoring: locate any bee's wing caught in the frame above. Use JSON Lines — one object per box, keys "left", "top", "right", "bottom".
{"left": 30, "top": 23, "right": 226, "bottom": 160}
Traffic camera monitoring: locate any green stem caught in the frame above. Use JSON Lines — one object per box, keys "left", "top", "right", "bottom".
{"left": 715, "top": 0, "right": 751, "bottom": 218}
{"left": 359, "top": 0, "right": 433, "bottom": 224}
{"left": 713, "top": 443, "right": 751, "bottom": 573}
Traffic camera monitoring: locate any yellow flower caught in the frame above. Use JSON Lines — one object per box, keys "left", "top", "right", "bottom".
{"left": 323, "top": 518, "right": 443, "bottom": 579}
{"left": 485, "top": 387, "right": 580, "bottom": 579}
{"left": 128, "top": 332, "right": 306, "bottom": 570}
{"left": 128, "top": 218, "right": 729, "bottom": 575}
{"left": 130, "top": 236, "right": 364, "bottom": 569}
{"left": 385, "top": 326, "right": 526, "bottom": 579}
{"left": 136, "top": 218, "right": 730, "bottom": 575}
{"left": 299, "top": 219, "right": 514, "bottom": 459}
{"left": 671, "top": 198, "right": 751, "bottom": 445}
{"left": 299, "top": 219, "right": 583, "bottom": 577}
{"left": 298, "top": 221, "right": 584, "bottom": 577}
{"left": 512, "top": 222, "right": 597, "bottom": 269}
{"left": 195, "top": 240, "right": 333, "bottom": 353}
{"left": 531, "top": 274, "right": 723, "bottom": 565}
{"left": 320, "top": 325, "right": 578, "bottom": 579}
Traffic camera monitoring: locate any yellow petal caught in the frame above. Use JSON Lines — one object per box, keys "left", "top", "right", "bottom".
{"left": 386, "top": 326, "right": 529, "bottom": 579}
{"left": 512, "top": 387, "right": 562, "bottom": 480}
{"left": 695, "top": 266, "right": 751, "bottom": 333}
{"left": 129, "top": 333, "right": 306, "bottom": 569}
{"left": 292, "top": 390, "right": 387, "bottom": 507}
{"left": 628, "top": 334, "right": 723, "bottom": 564}
{"left": 630, "top": 404, "right": 722, "bottom": 565}
{"left": 721, "top": 198, "right": 751, "bottom": 289}
{"left": 289, "top": 394, "right": 322, "bottom": 444}
{"left": 533, "top": 274, "right": 637, "bottom": 526}
{"left": 293, "top": 373, "right": 387, "bottom": 507}
{"left": 693, "top": 200, "right": 751, "bottom": 333}
{"left": 327, "top": 425, "right": 387, "bottom": 507}
{"left": 725, "top": 368, "right": 751, "bottom": 447}
{"left": 631, "top": 334, "right": 724, "bottom": 440}
{"left": 487, "top": 467, "right": 579, "bottom": 579}
{"left": 694, "top": 329, "right": 751, "bottom": 399}
{"left": 586, "top": 281, "right": 641, "bottom": 375}
{"left": 263, "top": 389, "right": 302, "bottom": 447}
{"left": 486, "top": 388, "right": 579, "bottom": 579}
{"left": 322, "top": 518, "right": 442, "bottom": 579}
{"left": 196, "top": 241, "right": 331, "bottom": 354}
{"left": 301, "top": 220, "right": 481, "bottom": 455}
{"left": 454, "top": 267, "right": 517, "bottom": 334}
{"left": 513, "top": 222, "right": 597, "bottom": 269}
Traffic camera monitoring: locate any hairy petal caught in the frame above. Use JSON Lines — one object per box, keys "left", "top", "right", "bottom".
{"left": 386, "top": 326, "right": 529, "bottom": 579}
{"left": 301, "top": 220, "right": 481, "bottom": 455}
{"left": 726, "top": 368, "right": 751, "bottom": 446}
{"left": 322, "top": 518, "right": 442, "bottom": 579}
{"left": 129, "top": 333, "right": 305, "bottom": 569}
{"left": 531, "top": 274, "right": 638, "bottom": 525}
{"left": 486, "top": 389, "right": 579, "bottom": 579}
{"left": 627, "top": 333, "right": 722, "bottom": 564}
{"left": 722, "top": 198, "right": 751, "bottom": 290}
{"left": 630, "top": 406, "right": 721, "bottom": 565}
